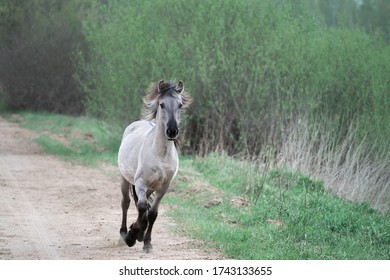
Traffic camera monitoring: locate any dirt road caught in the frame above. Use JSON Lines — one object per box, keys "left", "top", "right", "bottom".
{"left": 0, "top": 117, "right": 221, "bottom": 260}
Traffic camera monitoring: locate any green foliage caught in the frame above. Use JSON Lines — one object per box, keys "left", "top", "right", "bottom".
{"left": 77, "top": 0, "right": 390, "bottom": 155}
{"left": 358, "top": 0, "right": 390, "bottom": 39}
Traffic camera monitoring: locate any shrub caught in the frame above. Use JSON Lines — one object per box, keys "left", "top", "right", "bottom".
{"left": 77, "top": 0, "right": 390, "bottom": 154}
{"left": 0, "top": 0, "right": 87, "bottom": 114}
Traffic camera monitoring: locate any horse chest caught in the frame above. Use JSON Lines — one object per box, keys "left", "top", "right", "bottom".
{"left": 144, "top": 162, "right": 177, "bottom": 190}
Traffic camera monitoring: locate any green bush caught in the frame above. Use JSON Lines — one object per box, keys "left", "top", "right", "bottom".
{"left": 77, "top": 0, "right": 390, "bottom": 154}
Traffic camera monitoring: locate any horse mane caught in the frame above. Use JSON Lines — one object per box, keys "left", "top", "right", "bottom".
{"left": 141, "top": 80, "right": 192, "bottom": 121}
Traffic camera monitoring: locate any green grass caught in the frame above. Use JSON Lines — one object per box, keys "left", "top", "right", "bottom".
{"left": 15, "top": 111, "right": 120, "bottom": 165}
{"left": 167, "top": 155, "right": 390, "bottom": 259}
{"left": 6, "top": 112, "right": 390, "bottom": 259}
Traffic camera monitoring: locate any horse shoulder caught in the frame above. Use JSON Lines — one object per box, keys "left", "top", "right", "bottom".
{"left": 118, "top": 121, "right": 153, "bottom": 183}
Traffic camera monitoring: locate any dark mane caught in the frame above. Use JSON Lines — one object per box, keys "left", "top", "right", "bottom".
{"left": 158, "top": 82, "right": 177, "bottom": 95}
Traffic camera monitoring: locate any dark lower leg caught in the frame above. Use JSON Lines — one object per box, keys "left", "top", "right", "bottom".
{"left": 119, "top": 178, "right": 130, "bottom": 237}
{"left": 143, "top": 210, "right": 158, "bottom": 253}
{"left": 124, "top": 200, "right": 148, "bottom": 247}
{"left": 120, "top": 200, "right": 130, "bottom": 237}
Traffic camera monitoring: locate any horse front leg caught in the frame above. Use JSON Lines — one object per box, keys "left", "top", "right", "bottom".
{"left": 124, "top": 178, "right": 149, "bottom": 247}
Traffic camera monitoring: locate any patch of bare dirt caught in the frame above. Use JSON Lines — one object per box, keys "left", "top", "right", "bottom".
{"left": 0, "top": 116, "right": 222, "bottom": 260}
{"left": 175, "top": 173, "right": 251, "bottom": 210}
{"left": 175, "top": 173, "right": 225, "bottom": 208}
{"left": 230, "top": 196, "right": 251, "bottom": 208}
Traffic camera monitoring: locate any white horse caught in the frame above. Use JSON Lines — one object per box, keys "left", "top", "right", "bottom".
{"left": 118, "top": 80, "right": 192, "bottom": 253}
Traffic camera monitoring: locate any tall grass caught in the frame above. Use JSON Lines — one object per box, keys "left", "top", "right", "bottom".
{"left": 277, "top": 117, "right": 390, "bottom": 213}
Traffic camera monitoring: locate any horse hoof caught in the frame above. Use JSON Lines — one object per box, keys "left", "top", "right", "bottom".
{"left": 137, "top": 232, "right": 145, "bottom": 242}
{"left": 119, "top": 228, "right": 127, "bottom": 238}
{"left": 124, "top": 236, "right": 137, "bottom": 247}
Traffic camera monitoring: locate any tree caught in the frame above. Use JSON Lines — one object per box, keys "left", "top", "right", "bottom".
{"left": 0, "top": 0, "right": 89, "bottom": 113}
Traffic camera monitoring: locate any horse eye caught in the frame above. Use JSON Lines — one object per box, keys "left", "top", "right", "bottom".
{"left": 160, "top": 103, "right": 165, "bottom": 109}
{"left": 179, "top": 103, "right": 183, "bottom": 109}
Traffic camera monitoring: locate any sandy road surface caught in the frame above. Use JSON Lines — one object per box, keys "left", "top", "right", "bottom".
{"left": 0, "top": 117, "right": 221, "bottom": 260}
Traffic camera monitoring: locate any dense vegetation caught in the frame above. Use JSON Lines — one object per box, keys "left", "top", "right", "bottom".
{"left": 1, "top": 0, "right": 389, "bottom": 212}
{"left": 77, "top": 0, "right": 390, "bottom": 155}
{"left": 0, "top": 0, "right": 87, "bottom": 113}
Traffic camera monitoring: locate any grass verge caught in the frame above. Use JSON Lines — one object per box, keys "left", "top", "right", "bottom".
{"left": 14, "top": 111, "right": 120, "bottom": 165}
{"left": 167, "top": 154, "right": 390, "bottom": 259}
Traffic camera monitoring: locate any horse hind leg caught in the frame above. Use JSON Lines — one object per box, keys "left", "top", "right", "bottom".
{"left": 119, "top": 176, "right": 131, "bottom": 240}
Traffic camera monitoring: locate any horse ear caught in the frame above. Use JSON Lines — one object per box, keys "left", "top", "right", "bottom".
{"left": 176, "top": 80, "right": 184, "bottom": 93}
{"left": 158, "top": 80, "right": 165, "bottom": 93}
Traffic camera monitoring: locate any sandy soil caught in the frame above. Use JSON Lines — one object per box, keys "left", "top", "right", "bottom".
{"left": 0, "top": 117, "right": 222, "bottom": 260}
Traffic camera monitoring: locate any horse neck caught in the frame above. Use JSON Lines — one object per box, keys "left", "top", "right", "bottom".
{"left": 150, "top": 120, "right": 175, "bottom": 158}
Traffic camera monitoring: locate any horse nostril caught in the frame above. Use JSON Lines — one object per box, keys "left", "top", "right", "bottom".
{"left": 166, "top": 128, "right": 179, "bottom": 139}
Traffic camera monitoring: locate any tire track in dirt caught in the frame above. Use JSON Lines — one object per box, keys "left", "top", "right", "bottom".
{"left": 0, "top": 116, "right": 222, "bottom": 260}
{"left": 0, "top": 157, "right": 59, "bottom": 259}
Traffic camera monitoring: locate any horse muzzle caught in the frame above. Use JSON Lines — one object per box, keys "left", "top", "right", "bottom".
{"left": 166, "top": 127, "right": 179, "bottom": 140}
